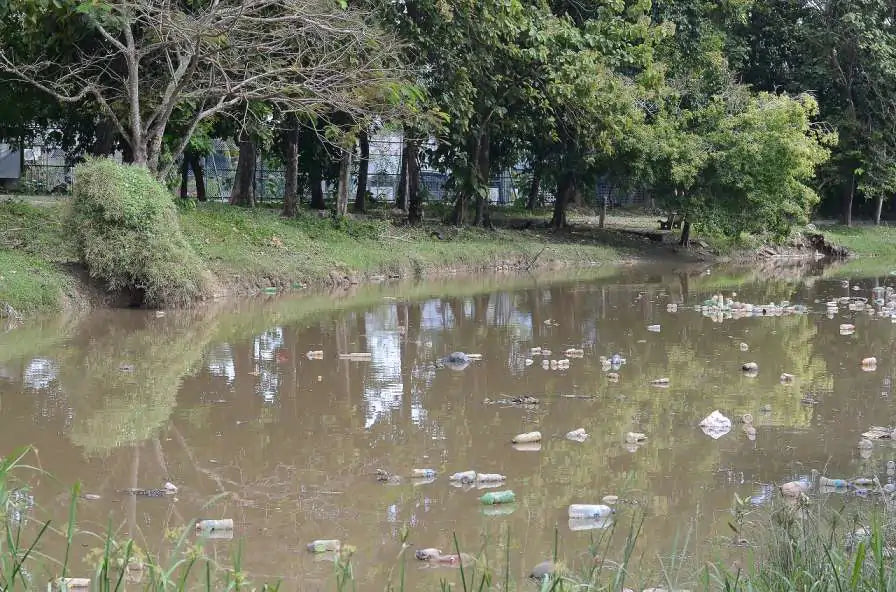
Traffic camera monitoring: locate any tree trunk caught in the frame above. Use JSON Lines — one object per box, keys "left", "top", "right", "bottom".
{"left": 526, "top": 169, "right": 541, "bottom": 211}
{"left": 473, "top": 130, "right": 490, "bottom": 227}
{"left": 599, "top": 195, "right": 607, "bottom": 229}
{"left": 309, "top": 157, "right": 326, "bottom": 210}
{"left": 354, "top": 130, "right": 369, "bottom": 213}
{"left": 336, "top": 149, "right": 352, "bottom": 217}
{"left": 874, "top": 194, "right": 884, "bottom": 225}
{"left": 179, "top": 157, "right": 189, "bottom": 199}
{"left": 551, "top": 172, "right": 574, "bottom": 229}
{"left": 230, "top": 133, "right": 256, "bottom": 207}
{"left": 841, "top": 172, "right": 854, "bottom": 226}
{"left": 190, "top": 152, "right": 206, "bottom": 202}
{"left": 407, "top": 141, "right": 423, "bottom": 225}
{"left": 122, "top": 142, "right": 134, "bottom": 164}
{"left": 396, "top": 142, "right": 409, "bottom": 211}
{"left": 679, "top": 220, "right": 691, "bottom": 246}
{"left": 89, "top": 119, "right": 117, "bottom": 156}
{"left": 282, "top": 125, "right": 299, "bottom": 217}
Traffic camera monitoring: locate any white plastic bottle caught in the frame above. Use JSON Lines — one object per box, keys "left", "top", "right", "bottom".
{"left": 568, "top": 504, "right": 613, "bottom": 518}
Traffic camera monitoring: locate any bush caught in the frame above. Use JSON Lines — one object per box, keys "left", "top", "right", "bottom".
{"left": 70, "top": 159, "right": 211, "bottom": 307}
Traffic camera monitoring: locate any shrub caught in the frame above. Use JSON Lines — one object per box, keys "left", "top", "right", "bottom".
{"left": 69, "top": 159, "right": 211, "bottom": 307}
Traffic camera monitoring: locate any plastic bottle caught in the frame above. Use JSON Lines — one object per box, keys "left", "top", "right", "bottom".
{"left": 307, "top": 539, "right": 340, "bottom": 553}
{"left": 851, "top": 477, "right": 875, "bottom": 486}
{"left": 480, "top": 490, "right": 515, "bottom": 505}
{"left": 568, "top": 504, "right": 613, "bottom": 518}
{"left": 818, "top": 477, "right": 847, "bottom": 488}
{"left": 476, "top": 473, "right": 506, "bottom": 483}
{"left": 512, "top": 431, "right": 542, "bottom": 444}
{"left": 412, "top": 468, "right": 437, "bottom": 478}
{"left": 449, "top": 470, "right": 476, "bottom": 483}
{"left": 196, "top": 519, "right": 234, "bottom": 531}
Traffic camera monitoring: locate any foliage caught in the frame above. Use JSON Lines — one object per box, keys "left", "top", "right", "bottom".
{"left": 69, "top": 159, "right": 211, "bottom": 306}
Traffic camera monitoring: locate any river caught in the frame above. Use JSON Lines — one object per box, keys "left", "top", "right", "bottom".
{"left": 1, "top": 263, "right": 894, "bottom": 590}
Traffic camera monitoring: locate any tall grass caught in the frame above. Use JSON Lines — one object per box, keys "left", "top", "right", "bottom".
{"left": 0, "top": 447, "right": 278, "bottom": 591}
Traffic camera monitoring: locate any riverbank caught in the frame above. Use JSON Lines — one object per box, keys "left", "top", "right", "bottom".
{"left": 0, "top": 199, "right": 665, "bottom": 318}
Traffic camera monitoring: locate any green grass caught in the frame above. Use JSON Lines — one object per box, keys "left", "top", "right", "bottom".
{"left": 0, "top": 197, "right": 651, "bottom": 316}
{"left": 823, "top": 224, "right": 896, "bottom": 259}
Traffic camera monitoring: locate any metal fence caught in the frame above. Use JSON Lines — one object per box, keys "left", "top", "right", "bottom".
{"left": 14, "top": 137, "right": 650, "bottom": 208}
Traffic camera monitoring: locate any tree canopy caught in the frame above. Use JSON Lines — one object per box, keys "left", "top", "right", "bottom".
{"left": 5, "top": 0, "right": 891, "bottom": 238}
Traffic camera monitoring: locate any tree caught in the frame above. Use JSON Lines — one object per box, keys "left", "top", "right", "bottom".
{"left": 1, "top": 0, "right": 408, "bottom": 179}
{"left": 354, "top": 129, "right": 370, "bottom": 213}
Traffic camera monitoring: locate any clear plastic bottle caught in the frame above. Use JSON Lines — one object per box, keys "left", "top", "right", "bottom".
{"left": 568, "top": 504, "right": 613, "bottom": 518}
{"left": 307, "top": 539, "right": 340, "bottom": 553}
{"left": 412, "top": 468, "right": 437, "bottom": 479}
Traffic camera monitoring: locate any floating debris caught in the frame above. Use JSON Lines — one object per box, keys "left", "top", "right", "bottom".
{"left": 780, "top": 373, "right": 795, "bottom": 384}
{"left": 862, "top": 426, "right": 895, "bottom": 440}
{"left": 858, "top": 439, "right": 874, "bottom": 450}
{"left": 338, "top": 352, "right": 372, "bottom": 361}
{"left": 625, "top": 432, "right": 647, "bottom": 444}
{"left": 196, "top": 519, "right": 234, "bottom": 532}
{"left": 305, "top": 350, "right": 324, "bottom": 360}
{"left": 564, "top": 348, "right": 585, "bottom": 358}
{"left": 602, "top": 495, "right": 619, "bottom": 505}
{"left": 647, "top": 324, "right": 661, "bottom": 333}
{"left": 480, "top": 490, "right": 515, "bottom": 505}
{"left": 448, "top": 470, "right": 476, "bottom": 484}
{"left": 839, "top": 324, "right": 855, "bottom": 336}
{"left": 565, "top": 428, "right": 588, "bottom": 442}
{"left": 699, "top": 410, "right": 732, "bottom": 439}
{"left": 307, "top": 539, "right": 341, "bottom": 553}
{"left": 412, "top": 468, "right": 437, "bottom": 478}
{"left": 742, "top": 362, "right": 759, "bottom": 374}
{"left": 512, "top": 431, "right": 542, "bottom": 444}
{"left": 739, "top": 342, "right": 749, "bottom": 352}
{"left": 484, "top": 395, "right": 539, "bottom": 407}
{"left": 649, "top": 377, "right": 670, "bottom": 386}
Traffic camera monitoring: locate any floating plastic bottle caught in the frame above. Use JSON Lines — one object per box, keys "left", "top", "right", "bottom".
{"left": 412, "top": 468, "right": 437, "bottom": 479}
{"left": 480, "top": 490, "right": 515, "bottom": 505}
{"left": 568, "top": 516, "right": 613, "bottom": 531}
{"left": 449, "top": 470, "right": 476, "bottom": 483}
{"left": 196, "top": 519, "right": 233, "bottom": 531}
{"left": 476, "top": 473, "right": 506, "bottom": 483}
{"left": 307, "top": 539, "right": 340, "bottom": 553}
{"left": 647, "top": 324, "right": 661, "bottom": 332}
{"left": 851, "top": 477, "right": 875, "bottom": 486}
{"left": 568, "top": 504, "right": 613, "bottom": 518}
{"left": 819, "top": 477, "right": 847, "bottom": 488}
{"left": 512, "top": 431, "right": 542, "bottom": 443}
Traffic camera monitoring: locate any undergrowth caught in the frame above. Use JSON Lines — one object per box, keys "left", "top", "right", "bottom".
{"left": 69, "top": 159, "right": 212, "bottom": 307}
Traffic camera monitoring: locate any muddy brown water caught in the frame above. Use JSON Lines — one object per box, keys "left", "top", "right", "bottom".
{"left": 2, "top": 265, "right": 896, "bottom": 590}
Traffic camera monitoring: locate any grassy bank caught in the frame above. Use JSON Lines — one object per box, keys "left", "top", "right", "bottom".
{"left": 0, "top": 198, "right": 643, "bottom": 316}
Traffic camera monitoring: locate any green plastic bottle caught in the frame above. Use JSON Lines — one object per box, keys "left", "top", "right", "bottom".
{"left": 480, "top": 490, "right": 515, "bottom": 505}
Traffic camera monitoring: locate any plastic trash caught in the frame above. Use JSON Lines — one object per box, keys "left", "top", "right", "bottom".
{"left": 602, "top": 495, "right": 619, "bottom": 505}
{"left": 743, "top": 424, "right": 756, "bottom": 440}
{"left": 512, "top": 431, "right": 542, "bottom": 443}
{"left": 338, "top": 352, "right": 372, "bottom": 361}
{"left": 415, "top": 548, "right": 442, "bottom": 561}
{"left": 647, "top": 324, "right": 661, "bottom": 332}
{"left": 625, "top": 432, "right": 647, "bottom": 443}
{"left": 699, "top": 410, "right": 732, "bottom": 439}
{"left": 53, "top": 579, "right": 91, "bottom": 591}
{"left": 862, "top": 357, "right": 878, "bottom": 371}
{"left": 541, "top": 349, "right": 553, "bottom": 356}
{"left": 530, "top": 560, "right": 555, "bottom": 581}
{"left": 480, "top": 490, "right": 515, "bottom": 505}
{"left": 739, "top": 342, "right": 749, "bottom": 352}
{"left": 564, "top": 348, "right": 585, "bottom": 358}
{"left": 862, "top": 426, "right": 895, "bottom": 440}
{"left": 666, "top": 303, "right": 678, "bottom": 312}
{"left": 779, "top": 480, "right": 810, "bottom": 498}
{"left": 305, "top": 350, "right": 324, "bottom": 360}
{"left": 476, "top": 473, "right": 507, "bottom": 483}
{"left": 196, "top": 519, "right": 233, "bottom": 531}
{"left": 741, "top": 413, "right": 754, "bottom": 424}
{"left": 569, "top": 516, "right": 613, "bottom": 531}
{"left": 742, "top": 362, "right": 758, "bottom": 373}
{"left": 606, "top": 372, "right": 620, "bottom": 382}
{"left": 887, "top": 460, "right": 896, "bottom": 474}
{"left": 307, "top": 539, "right": 340, "bottom": 553}
{"left": 525, "top": 358, "right": 534, "bottom": 366}
{"left": 851, "top": 477, "right": 875, "bottom": 486}
{"left": 819, "top": 477, "right": 848, "bottom": 488}
{"left": 649, "top": 378, "right": 670, "bottom": 386}
{"left": 448, "top": 470, "right": 476, "bottom": 483}
{"left": 839, "top": 324, "right": 855, "bottom": 335}
{"left": 565, "top": 428, "right": 588, "bottom": 442}
{"left": 858, "top": 438, "right": 874, "bottom": 450}
{"left": 512, "top": 442, "right": 542, "bottom": 452}
{"left": 412, "top": 468, "right": 437, "bottom": 478}
{"left": 568, "top": 504, "right": 613, "bottom": 518}
{"left": 780, "top": 373, "right": 795, "bottom": 383}
{"left": 530, "top": 347, "right": 543, "bottom": 355}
